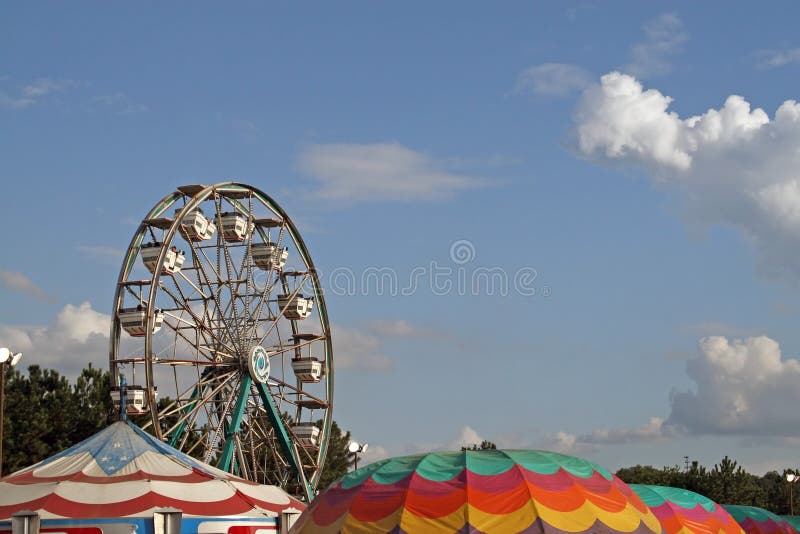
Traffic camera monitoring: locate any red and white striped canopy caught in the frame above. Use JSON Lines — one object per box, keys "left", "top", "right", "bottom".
{"left": 0, "top": 421, "right": 304, "bottom": 520}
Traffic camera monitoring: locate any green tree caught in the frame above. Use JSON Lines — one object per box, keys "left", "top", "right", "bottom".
{"left": 71, "top": 363, "right": 116, "bottom": 443}
{"left": 317, "top": 420, "right": 353, "bottom": 489}
{"left": 616, "top": 464, "right": 684, "bottom": 487}
{"left": 3, "top": 365, "right": 76, "bottom": 474}
{"left": 462, "top": 440, "right": 497, "bottom": 451}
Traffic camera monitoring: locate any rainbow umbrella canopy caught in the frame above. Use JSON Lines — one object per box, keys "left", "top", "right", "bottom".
{"left": 290, "top": 449, "right": 663, "bottom": 534}
{"left": 630, "top": 485, "right": 743, "bottom": 534}
{"left": 722, "top": 506, "right": 796, "bottom": 534}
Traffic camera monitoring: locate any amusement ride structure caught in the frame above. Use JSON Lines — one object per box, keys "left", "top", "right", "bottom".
{"left": 107, "top": 182, "right": 332, "bottom": 502}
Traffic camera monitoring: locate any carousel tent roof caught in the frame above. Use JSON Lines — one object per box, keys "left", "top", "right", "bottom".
{"left": 0, "top": 421, "right": 304, "bottom": 520}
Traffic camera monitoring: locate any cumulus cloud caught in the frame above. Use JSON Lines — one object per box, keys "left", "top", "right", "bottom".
{"left": 574, "top": 71, "right": 800, "bottom": 277}
{"left": 667, "top": 335, "right": 800, "bottom": 435}
{"left": 449, "top": 426, "right": 485, "bottom": 449}
{"left": 399, "top": 425, "right": 491, "bottom": 456}
{"left": 514, "top": 63, "right": 592, "bottom": 97}
{"left": 581, "top": 417, "right": 673, "bottom": 444}
{"left": 0, "top": 302, "right": 110, "bottom": 377}
{"left": 297, "top": 142, "right": 485, "bottom": 204}
{"left": 0, "top": 270, "right": 56, "bottom": 303}
{"left": 624, "top": 13, "right": 687, "bottom": 78}
{"left": 539, "top": 417, "right": 670, "bottom": 454}
{"left": 537, "top": 431, "right": 596, "bottom": 454}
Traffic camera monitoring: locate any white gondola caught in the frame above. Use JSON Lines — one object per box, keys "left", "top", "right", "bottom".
{"left": 252, "top": 242, "right": 289, "bottom": 270}
{"left": 177, "top": 208, "right": 216, "bottom": 242}
{"left": 118, "top": 307, "right": 164, "bottom": 337}
{"left": 277, "top": 294, "right": 313, "bottom": 320}
{"left": 291, "top": 358, "right": 324, "bottom": 383}
{"left": 220, "top": 212, "right": 253, "bottom": 242}
{"left": 292, "top": 423, "right": 320, "bottom": 448}
{"left": 141, "top": 243, "right": 185, "bottom": 275}
{"left": 110, "top": 385, "right": 155, "bottom": 414}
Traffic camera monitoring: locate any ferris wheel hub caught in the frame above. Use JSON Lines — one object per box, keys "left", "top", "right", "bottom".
{"left": 248, "top": 345, "right": 271, "bottom": 383}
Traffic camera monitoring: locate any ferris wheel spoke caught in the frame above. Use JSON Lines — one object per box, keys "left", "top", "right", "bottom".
{"left": 187, "top": 241, "right": 239, "bottom": 352}
{"left": 157, "top": 281, "right": 234, "bottom": 355}
{"left": 160, "top": 284, "right": 228, "bottom": 358}
{"left": 164, "top": 370, "right": 238, "bottom": 446}
{"left": 255, "top": 276, "right": 309, "bottom": 347}
{"left": 213, "top": 196, "right": 245, "bottom": 350}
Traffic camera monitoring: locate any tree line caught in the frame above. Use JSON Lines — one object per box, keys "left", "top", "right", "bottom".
{"left": 0, "top": 364, "right": 352, "bottom": 488}
{"left": 616, "top": 457, "right": 798, "bottom": 515}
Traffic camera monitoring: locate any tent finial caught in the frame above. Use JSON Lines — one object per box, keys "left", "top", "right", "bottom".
{"left": 119, "top": 374, "right": 128, "bottom": 422}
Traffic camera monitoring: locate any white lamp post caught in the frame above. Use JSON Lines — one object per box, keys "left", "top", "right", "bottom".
{"left": 787, "top": 472, "right": 798, "bottom": 515}
{"left": 348, "top": 441, "right": 369, "bottom": 471}
{"left": 0, "top": 347, "right": 23, "bottom": 478}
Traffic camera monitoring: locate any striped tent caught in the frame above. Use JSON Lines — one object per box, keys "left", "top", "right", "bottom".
{"left": 0, "top": 421, "right": 304, "bottom": 533}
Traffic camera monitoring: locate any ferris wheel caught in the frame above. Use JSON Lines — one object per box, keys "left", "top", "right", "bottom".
{"left": 108, "top": 183, "right": 332, "bottom": 501}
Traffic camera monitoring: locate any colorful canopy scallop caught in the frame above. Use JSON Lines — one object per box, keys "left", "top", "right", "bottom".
{"left": 630, "top": 485, "right": 743, "bottom": 534}
{"left": 722, "top": 506, "right": 796, "bottom": 534}
{"left": 290, "top": 449, "right": 663, "bottom": 534}
{"left": 780, "top": 518, "right": 800, "bottom": 532}
{"left": 0, "top": 421, "right": 304, "bottom": 519}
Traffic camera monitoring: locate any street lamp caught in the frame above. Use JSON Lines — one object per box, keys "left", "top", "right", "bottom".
{"left": 348, "top": 441, "right": 369, "bottom": 471}
{"left": 0, "top": 347, "right": 23, "bottom": 478}
{"left": 787, "top": 471, "right": 798, "bottom": 515}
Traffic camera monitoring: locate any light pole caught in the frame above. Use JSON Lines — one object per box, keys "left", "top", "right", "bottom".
{"left": 0, "top": 347, "right": 23, "bottom": 478}
{"left": 348, "top": 441, "right": 369, "bottom": 471}
{"left": 787, "top": 471, "right": 798, "bottom": 515}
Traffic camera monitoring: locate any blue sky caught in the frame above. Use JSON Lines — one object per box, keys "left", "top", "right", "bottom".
{"left": 3, "top": 2, "right": 800, "bottom": 474}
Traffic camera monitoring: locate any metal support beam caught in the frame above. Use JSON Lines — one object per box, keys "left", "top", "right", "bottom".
{"left": 217, "top": 375, "right": 252, "bottom": 471}
{"left": 256, "top": 382, "right": 313, "bottom": 501}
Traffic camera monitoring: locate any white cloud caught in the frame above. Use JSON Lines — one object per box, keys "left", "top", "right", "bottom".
{"left": 537, "top": 431, "right": 597, "bottom": 454}
{"left": 88, "top": 93, "right": 147, "bottom": 115}
{"left": 297, "top": 142, "right": 486, "bottom": 204}
{"left": 0, "top": 270, "right": 56, "bottom": 303}
{"left": 0, "top": 302, "right": 110, "bottom": 377}
{"left": 624, "top": 13, "right": 687, "bottom": 78}
{"left": 514, "top": 63, "right": 592, "bottom": 97}
{"left": 449, "top": 425, "right": 485, "bottom": 449}
{"left": 680, "top": 321, "right": 758, "bottom": 338}
{"left": 667, "top": 335, "right": 800, "bottom": 436}
{"left": 0, "top": 77, "right": 77, "bottom": 110}
{"left": 332, "top": 324, "right": 393, "bottom": 371}
{"left": 358, "top": 444, "right": 390, "bottom": 465}
{"left": 537, "top": 417, "right": 670, "bottom": 454}
{"left": 754, "top": 48, "right": 800, "bottom": 69}
{"left": 581, "top": 417, "right": 672, "bottom": 444}
{"left": 76, "top": 245, "right": 126, "bottom": 264}
{"left": 367, "top": 319, "right": 436, "bottom": 338}
{"left": 574, "top": 71, "right": 800, "bottom": 277}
